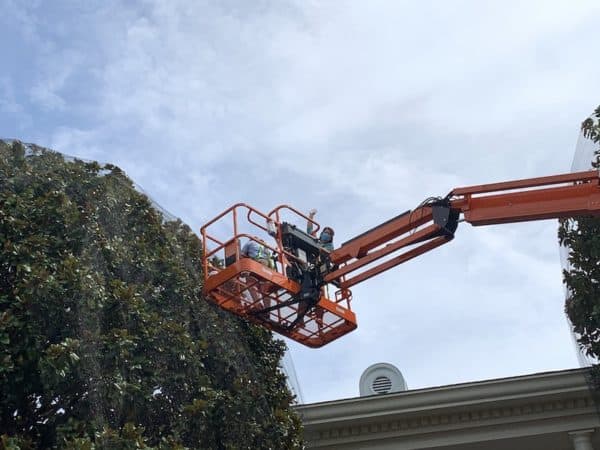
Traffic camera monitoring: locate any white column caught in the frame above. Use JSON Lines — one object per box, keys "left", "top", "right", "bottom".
{"left": 569, "top": 429, "right": 595, "bottom": 450}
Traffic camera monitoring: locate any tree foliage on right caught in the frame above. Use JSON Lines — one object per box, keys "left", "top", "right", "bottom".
{"left": 558, "top": 106, "right": 600, "bottom": 382}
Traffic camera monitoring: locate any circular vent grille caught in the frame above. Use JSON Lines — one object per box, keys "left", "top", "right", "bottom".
{"left": 359, "top": 363, "right": 407, "bottom": 396}
{"left": 372, "top": 375, "right": 392, "bottom": 394}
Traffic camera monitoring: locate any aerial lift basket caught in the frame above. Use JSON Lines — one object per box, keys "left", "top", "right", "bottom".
{"left": 201, "top": 203, "right": 357, "bottom": 348}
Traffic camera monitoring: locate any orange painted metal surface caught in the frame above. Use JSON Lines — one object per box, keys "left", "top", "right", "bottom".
{"left": 201, "top": 203, "right": 356, "bottom": 348}
{"left": 202, "top": 169, "right": 600, "bottom": 347}
{"left": 451, "top": 170, "right": 600, "bottom": 226}
{"left": 451, "top": 169, "right": 599, "bottom": 196}
{"left": 325, "top": 169, "right": 600, "bottom": 291}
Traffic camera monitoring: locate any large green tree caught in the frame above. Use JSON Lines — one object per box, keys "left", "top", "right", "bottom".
{"left": 558, "top": 106, "right": 600, "bottom": 378}
{"left": 0, "top": 141, "right": 302, "bottom": 449}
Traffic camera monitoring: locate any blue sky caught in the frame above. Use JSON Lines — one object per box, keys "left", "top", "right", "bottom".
{"left": 2, "top": 0, "right": 600, "bottom": 403}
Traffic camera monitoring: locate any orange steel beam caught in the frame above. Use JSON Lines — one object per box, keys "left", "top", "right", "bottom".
{"left": 325, "top": 222, "right": 443, "bottom": 282}
{"left": 325, "top": 169, "right": 600, "bottom": 289}
{"left": 451, "top": 169, "right": 599, "bottom": 196}
{"left": 338, "top": 235, "right": 453, "bottom": 289}
{"left": 329, "top": 207, "right": 435, "bottom": 264}
{"left": 451, "top": 170, "right": 600, "bottom": 226}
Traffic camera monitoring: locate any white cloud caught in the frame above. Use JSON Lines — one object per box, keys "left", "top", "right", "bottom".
{"left": 28, "top": 53, "right": 80, "bottom": 112}
{"left": 0, "top": 77, "right": 22, "bottom": 114}
{"left": 1, "top": 0, "right": 40, "bottom": 43}
{"left": 4, "top": 0, "right": 600, "bottom": 403}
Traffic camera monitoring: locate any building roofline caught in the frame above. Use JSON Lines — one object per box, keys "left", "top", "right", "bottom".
{"left": 296, "top": 368, "right": 599, "bottom": 449}
{"left": 296, "top": 368, "right": 592, "bottom": 424}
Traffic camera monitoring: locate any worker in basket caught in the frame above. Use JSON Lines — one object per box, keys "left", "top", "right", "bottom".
{"left": 208, "top": 256, "right": 224, "bottom": 276}
{"left": 240, "top": 237, "right": 276, "bottom": 315}
{"left": 241, "top": 238, "right": 275, "bottom": 269}
{"left": 302, "top": 209, "right": 336, "bottom": 330}
{"left": 307, "top": 209, "right": 334, "bottom": 251}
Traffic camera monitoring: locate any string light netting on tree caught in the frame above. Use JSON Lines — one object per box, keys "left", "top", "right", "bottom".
{"left": 0, "top": 140, "right": 303, "bottom": 449}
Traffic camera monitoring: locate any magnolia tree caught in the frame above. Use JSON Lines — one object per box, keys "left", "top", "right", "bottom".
{"left": 0, "top": 141, "right": 302, "bottom": 449}
{"left": 558, "top": 106, "right": 600, "bottom": 383}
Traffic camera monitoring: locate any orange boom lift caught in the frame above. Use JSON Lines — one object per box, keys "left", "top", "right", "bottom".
{"left": 201, "top": 169, "right": 600, "bottom": 348}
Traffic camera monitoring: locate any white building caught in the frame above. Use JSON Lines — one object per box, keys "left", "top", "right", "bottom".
{"left": 297, "top": 367, "right": 599, "bottom": 449}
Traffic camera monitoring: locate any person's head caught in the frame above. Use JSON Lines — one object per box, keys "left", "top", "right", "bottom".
{"left": 252, "top": 237, "right": 269, "bottom": 252}
{"left": 320, "top": 226, "right": 334, "bottom": 243}
{"left": 210, "top": 256, "right": 224, "bottom": 269}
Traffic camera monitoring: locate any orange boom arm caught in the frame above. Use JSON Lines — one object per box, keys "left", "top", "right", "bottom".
{"left": 201, "top": 169, "right": 600, "bottom": 347}
{"left": 325, "top": 170, "right": 600, "bottom": 289}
